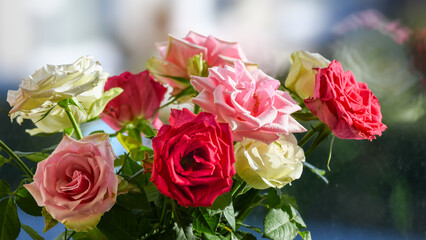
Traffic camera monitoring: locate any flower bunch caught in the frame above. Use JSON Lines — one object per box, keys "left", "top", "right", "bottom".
{"left": 0, "top": 32, "right": 386, "bottom": 240}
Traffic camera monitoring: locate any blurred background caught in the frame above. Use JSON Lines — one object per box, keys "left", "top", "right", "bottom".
{"left": 0, "top": 0, "right": 425, "bottom": 239}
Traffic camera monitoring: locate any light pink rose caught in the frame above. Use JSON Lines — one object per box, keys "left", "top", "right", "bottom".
{"left": 25, "top": 133, "right": 118, "bottom": 231}
{"left": 191, "top": 61, "right": 306, "bottom": 144}
{"left": 147, "top": 31, "right": 251, "bottom": 94}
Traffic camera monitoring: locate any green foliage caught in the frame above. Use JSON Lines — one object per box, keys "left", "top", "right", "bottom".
{"left": 192, "top": 208, "right": 220, "bottom": 235}
{"left": 21, "top": 224, "right": 44, "bottom": 240}
{"left": 303, "top": 162, "right": 329, "bottom": 184}
{"left": 0, "top": 156, "right": 7, "bottom": 169}
{"left": 0, "top": 180, "right": 10, "bottom": 199}
{"left": 117, "top": 191, "right": 150, "bottom": 211}
{"left": 97, "top": 205, "right": 139, "bottom": 240}
{"left": 305, "top": 122, "right": 331, "bottom": 156}
{"left": 15, "top": 187, "right": 42, "bottom": 216}
{"left": 41, "top": 207, "right": 58, "bottom": 233}
{"left": 172, "top": 222, "right": 197, "bottom": 240}
{"left": 389, "top": 179, "right": 412, "bottom": 234}
{"left": 23, "top": 153, "right": 49, "bottom": 163}
{"left": 0, "top": 198, "right": 20, "bottom": 240}
{"left": 299, "top": 231, "right": 312, "bottom": 240}
{"left": 223, "top": 205, "right": 236, "bottom": 230}
{"left": 263, "top": 208, "right": 298, "bottom": 240}
{"left": 72, "top": 227, "right": 107, "bottom": 240}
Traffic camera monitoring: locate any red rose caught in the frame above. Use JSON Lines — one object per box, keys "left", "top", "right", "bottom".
{"left": 101, "top": 70, "right": 167, "bottom": 131}
{"left": 304, "top": 60, "right": 387, "bottom": 140}
{"left": 151, "top": 108, "right": 235, "bottom": 207}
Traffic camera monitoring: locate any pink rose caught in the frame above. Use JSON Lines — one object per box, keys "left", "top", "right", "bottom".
{"left": 24, "top": 133, "right": 118, "bottom": 231}
{"left": 191, "top": 61, "right": 306, "bottom": 144}
{"left": 147, "top": 31, "right": 250, "bottom": 94}
{"left": 101, "top": 70, "right": 167, "bottom": 131}
{"left": 151, "top": 108, "right": 235, "bottom": 207}
{"left": 304, "top": 60, "right": 387, "bottom": 140}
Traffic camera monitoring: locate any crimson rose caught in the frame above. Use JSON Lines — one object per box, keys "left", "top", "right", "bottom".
{"left": 304, "top": 60, "right": 387, "bottom": 140}
{"left": 151, "top": 108, "right": 235, "bottom": 207}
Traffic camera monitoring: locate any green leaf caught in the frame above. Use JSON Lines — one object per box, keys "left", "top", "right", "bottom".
{"left": 0, "top": 180, "right": 10, "bottom": 199}
{"left": 303, "top": 162, "right": 328, "bottom": 184}
{"left": 137, "top": 218, "right": 153, "bottom": 238}
{"left": 117, "top": 191, "right": 150, "bottom": 210}
{"left": 223, "top": 205, "right": 236, "bottom": 231}
{"left": 172, "top": 222, "right": 196, "bottom": 240}
{"left": 97, "top": 205, "right": 138, "bottom": 240}
{"left": 233, "top": 189, "right": 261, "bottom": 221}
{"left": 87, "top": 87, "right": 123, "bottom": 119}
{"left": 14, "top": 145, "right": 57, "bottom": 159}
{"left": 291, "top": 112, "right": 318, "bottom": 122}
{"left": 305, "top": 123, "right": 331, "bottom": 156}
{"left": 209, "top": 192, "right": 231, "bottom": 212}
{"left": 136, "top": 120, "right": 157, "bottom": 138}
{"left": 234, "top": 231, "right": 257, "bottom": 240}
{"left": 53, "top": 231, "right": 65, "bottom": 240}
{"left": 24, "top": 153, "right": 49, "bottom": 163}
{"left": 299, "top": 230, "right": 312, "bottom": 240}
{"left": 160, "top": 75, "right": 191, "bottom": 85}
{"left": 266, "top": 188, "right": 298, "bottom": 211}
{"left": 116, "top": 176, "right": 140, "bottom": 195}
{"left": 288, "top": 206, "right": 306, "bottom": 229}
{"left": 72, "top": 227, "right": 107, "bottom": 240}
{"left": 35, "top": 105, "right": 56, "bottom": 123}
{"left": 63, "top": 127, "right": 74, "bottom": 136}
{"left": 42, "top": 207, "right": 58, "bottom": 232}
{"left": 263, "top": 209, "right": 298, "bottom": 240}
{"left": 69, "top": 97, "right": 87, "bottom": 116}
{"left": 202, "top": 232, "right": 223, "bottom": 240}
{"left": 0, "top": 198, "right": 20, "bottom": 240}
{"left": 15, "top": 187, "right": 42, "bottom": 216}
{"left": 237, "top": 222, "right": 262, "bottom": 233}
{"left": 0, "top": 156, "right": 7, "bottom": 169}
{"left": 193, "top": 208, "right": 220, "bottom": 235}
{"left": 120, "top": 155, "right": 150, "bottom": 188}
{"left": 21, "top": 223, "right": 44, "bottom": 240}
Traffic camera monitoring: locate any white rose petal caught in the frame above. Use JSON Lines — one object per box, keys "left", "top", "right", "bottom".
{"left": 234, "top": 134, "right": 305, "bottom": 189}
{"left": 7, "top": 56, "right": 122, "bottom": 134}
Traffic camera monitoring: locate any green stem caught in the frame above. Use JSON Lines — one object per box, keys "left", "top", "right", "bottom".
{"left": 65, "top": 230, "right": 75, "bottom": 240}
{"left": 231, "top": 181, "right": 247, "bottom": 197}
{"left": 298, "top": 122, "right": 322, "bottom": 147}
{"left": 0, "top": 140, "right": 34, "bottom": 179}
{"left": 128, "top": 168, "right": 145, "bottom": 182}
{"left": 63, "top": 107, "right": 83, "bottom": 140}
{"left": 159, "top": 196, "right": 169, "bottom": 226}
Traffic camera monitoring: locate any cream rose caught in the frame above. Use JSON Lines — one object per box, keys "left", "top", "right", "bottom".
{"left": 7, "top": 56, "right": 122, "bottom": 135}
{"left": 284, "top": 50, "right": 330, "bottom": 99}
{"left": 234, "top": 134, "right": 305, "bottom": 189}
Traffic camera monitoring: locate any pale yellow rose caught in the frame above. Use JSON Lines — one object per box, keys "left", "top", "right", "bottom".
{"left": 234, "top": 134, "right": 305, "bottom": 189}
{"left": 7, "top": 56, "right": 122, "bottom": 135}
{"left": 285, "top": 50, "right": 330, "bottom": 99}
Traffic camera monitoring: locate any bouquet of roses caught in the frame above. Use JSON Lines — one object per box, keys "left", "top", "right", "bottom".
{"left": 0, "top": 31, "right": 386, "bottom": 240}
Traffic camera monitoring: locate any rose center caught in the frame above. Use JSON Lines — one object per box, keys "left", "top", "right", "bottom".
{"left": 180, "top": 153, "right": 195, "bottom": 170}
{"left": 60, "top": 170, "right": 91, "bottom": 196}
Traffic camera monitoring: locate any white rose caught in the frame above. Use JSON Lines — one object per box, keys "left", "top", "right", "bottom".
{"left": 7, "top": 56, "right": 122, "bottom": 135}
{"left": 234, "top": 134, "right": 305, "bottom": 189}
{"left": 284, "top": 50, "right": 330, "bottom": 99}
